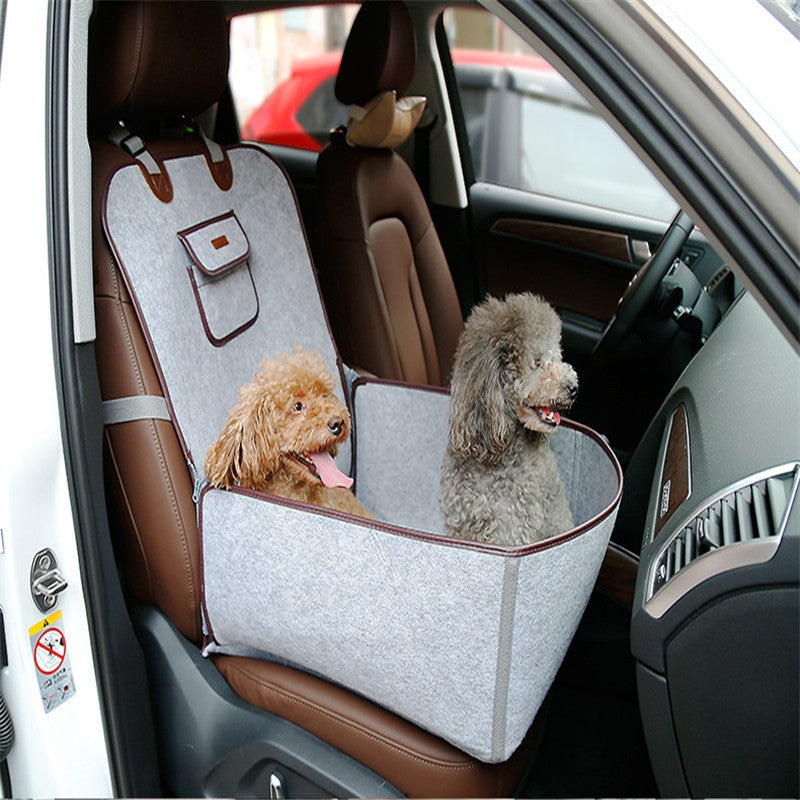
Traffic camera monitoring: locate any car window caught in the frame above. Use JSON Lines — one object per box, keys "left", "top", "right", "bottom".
{"left": 443, "top": 7, "right": 679, "bottom": 222}
{"left": 229, "top": 4, "right": 357, "bottom": 150}
{"left": 0, "top": 0, "right": 6, "bottom": 78}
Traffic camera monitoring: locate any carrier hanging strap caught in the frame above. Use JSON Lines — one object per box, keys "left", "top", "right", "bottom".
{"left": 188, "top": 118, "right": 225, "bottom": 164}
{"left": 108, "top": 123, "right": 163, "bottom": 176}
{"left": 108, "top": 123, "right": 174, "bottom": 202}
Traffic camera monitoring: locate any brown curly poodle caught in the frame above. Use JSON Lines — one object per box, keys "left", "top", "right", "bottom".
{"left": 204, "top": 346, "right": 372, "bottom": 518}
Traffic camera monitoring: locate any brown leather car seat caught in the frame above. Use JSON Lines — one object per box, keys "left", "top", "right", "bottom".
{"left": 88, "top": 1, "right": 535, "bottom": 796}
{"left": 317, "top": 1, "right": 464, "bottom": 387}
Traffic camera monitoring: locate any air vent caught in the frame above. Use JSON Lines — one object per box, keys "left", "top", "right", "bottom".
{"left": 705, "top": 264, "right": 731, "bottom": 294}
{"left": 651, "top": 466, "right": 797, "bottom": 596}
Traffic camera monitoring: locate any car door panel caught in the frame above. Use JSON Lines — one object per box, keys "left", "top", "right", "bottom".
{"left": 469, "top": 184, "right": 656, "bottom": 354}
{"left": 468, "top": 183, "right": 718, "bottom": 361}
{"left": 485, "top": 218, "right": 634, "bottom": 320}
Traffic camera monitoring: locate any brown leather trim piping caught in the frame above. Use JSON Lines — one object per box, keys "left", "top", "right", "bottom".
{"left": 136, "top": 158, "right": 174, "bottom": 204}
{"left": 177, "top": 209, "right": 250, "bottom": 276}
{"left": 219, "top": 659, "right": 481, "bottom": 771}
{"left": 197, "top": 484, "right": 215, "bottom": 645}
{"left": 186, "top": 265, "right": 260, "bottom": 347}
{"left": 198, "top": 409, "right": 623, "bottom": 561}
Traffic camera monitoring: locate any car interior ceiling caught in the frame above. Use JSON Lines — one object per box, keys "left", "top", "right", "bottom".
{"left": 49, "top": 0, "right": 796, "bottom": 798}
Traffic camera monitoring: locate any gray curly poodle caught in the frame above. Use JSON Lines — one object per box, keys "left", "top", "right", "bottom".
{"left": 440, "top": 293, "right": 578, "bottom": 546}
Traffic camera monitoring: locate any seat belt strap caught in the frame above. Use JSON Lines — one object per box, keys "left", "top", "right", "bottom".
{"left": 102, "top": 395, "right": 171, "bottom": 426}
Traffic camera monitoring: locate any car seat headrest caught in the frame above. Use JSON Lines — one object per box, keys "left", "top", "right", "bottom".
{"left": 88, "top": 0, "right": 229, "bottom": 130}
{"left": 335, "top": 1, "right": 416, "bottom": 107}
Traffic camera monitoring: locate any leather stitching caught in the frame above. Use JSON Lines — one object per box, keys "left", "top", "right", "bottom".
{"left": 406, "top": 257, "right": 439, "bottom": 385}
{"left": 112, "top": 267, "right": 145, "bottom": 396}
{"left": 104, "top": 428, "right": 155, "bottom": 596}
{"left": 227, "top": 661, "right": 478, "bottom": 773}
{"left": 149, "top": 419, "right": 199, "bottom": 640}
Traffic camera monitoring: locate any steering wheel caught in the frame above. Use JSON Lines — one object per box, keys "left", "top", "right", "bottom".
{"left": 593, "top": 210, "right": 694, "bottom": 366}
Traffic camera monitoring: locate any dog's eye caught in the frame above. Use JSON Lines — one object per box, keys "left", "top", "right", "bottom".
{"left": 291, "top": 401, "right": 305, "bottom": 413}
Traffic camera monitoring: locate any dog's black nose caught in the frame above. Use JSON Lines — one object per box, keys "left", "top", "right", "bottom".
{"left": 328, "top": 417, "right": 344, "bottom": 436}
{"left": 568, "top": 384, "right": 578, "bottom": 400}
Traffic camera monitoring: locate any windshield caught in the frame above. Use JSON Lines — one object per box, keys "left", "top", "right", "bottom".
{"left": 645, "top": 0, "right": 800, "bottom": 170}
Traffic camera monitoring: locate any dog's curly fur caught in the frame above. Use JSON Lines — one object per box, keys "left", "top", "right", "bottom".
{"left": 205, "top": 346, "right": 371, "bottom": 518}
{"left": 440, "top": 293, "right": 578, "bottom": 545}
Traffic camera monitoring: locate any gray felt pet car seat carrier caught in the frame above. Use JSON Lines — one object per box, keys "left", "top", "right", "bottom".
{"left": 102, "top": 139, "right": 622, "bottom": 763}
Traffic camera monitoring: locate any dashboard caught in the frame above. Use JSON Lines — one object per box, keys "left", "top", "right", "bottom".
{"left": 631, "top": 290, "right": 799, "bottom": 797}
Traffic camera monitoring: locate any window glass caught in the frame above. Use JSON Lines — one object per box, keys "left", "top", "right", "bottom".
{"left": 443, "top": 8, "right": 679, "bottom": 221}
{"left": 0, "top": 0, "right": 6, "bottom": 75}
{"left": 229, "top": 5, "right": 357, "bottom": 150}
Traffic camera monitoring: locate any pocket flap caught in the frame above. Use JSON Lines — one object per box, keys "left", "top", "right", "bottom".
{"left": 178, "top": 210, "right": 250, "bottom": 276}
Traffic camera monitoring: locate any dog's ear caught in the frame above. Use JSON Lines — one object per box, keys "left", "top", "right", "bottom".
{"left": 204, "top": 396, "right": 280, "bottom": 490}
{"left": 448, "top": 344, "right": 514, "bottom": 466}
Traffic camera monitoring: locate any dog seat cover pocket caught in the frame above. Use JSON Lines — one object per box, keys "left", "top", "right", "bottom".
{"left": 178, "top": 211, "right": 258, "bottom": 345}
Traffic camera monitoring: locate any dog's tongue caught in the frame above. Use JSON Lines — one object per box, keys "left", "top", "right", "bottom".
{"left": 309, "top": 450, "right": 353, "bottom": 489}
{"left": 537, "top": 407, "right": 561, "bottom": 427}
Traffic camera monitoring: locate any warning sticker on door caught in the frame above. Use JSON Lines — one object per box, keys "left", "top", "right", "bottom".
{"left": 29, "top": 610, "right": 76, "bottom": 713}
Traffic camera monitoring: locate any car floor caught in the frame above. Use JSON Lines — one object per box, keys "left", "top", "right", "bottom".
{"left": 520, "top": 594, "right": 657, "bottom": 798}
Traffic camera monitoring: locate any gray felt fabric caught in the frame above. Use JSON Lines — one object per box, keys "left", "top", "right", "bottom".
{"left": 550, "top": 426, "right": 620, "bottom": 524}
{"left": 104, "top": 146, "right": 350, "bottom": 474}
{"left": 202, "top": 489, "right": 507, "bottom": 760}
{"left": 190, "top": 260, "right": 259, "bottom": 343}
{"left": 353, "top": 381, "right": 450, "bottom": 532}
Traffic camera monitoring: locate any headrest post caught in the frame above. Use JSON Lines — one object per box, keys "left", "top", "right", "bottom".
{"left": 108, "top": 123, "right": 162, "bottom": 176}
{"left": 188, "top": 119, "right": 226, "bottom": 165}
